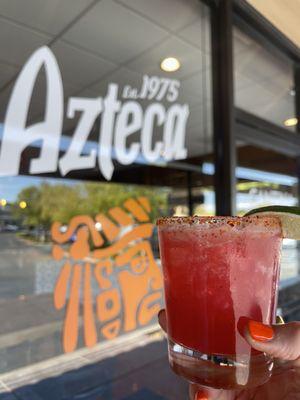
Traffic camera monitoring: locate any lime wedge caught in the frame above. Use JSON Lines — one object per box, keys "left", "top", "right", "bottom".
{"left": 244, "top": 205, "right": 300, "bottom": 239}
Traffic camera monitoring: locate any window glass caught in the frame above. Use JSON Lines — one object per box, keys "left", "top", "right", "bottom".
{"left": 236, "top": 142, "right": 300, "bottom": 323}
{"left": 234, "top": 28, "right": 296, "bottom": 132}
{"left": 0, "top": 0, "right": 213, "bottom": 374}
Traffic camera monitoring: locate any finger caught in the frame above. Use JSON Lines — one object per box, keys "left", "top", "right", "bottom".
{"left": 158, "top": 308, "right": 167, "bottom": 332}
{"left": 245, "top": 320, "right": 300, "bottom": 362}
{"left": 190, "top": 385, "right": 208, "bottom": 400}
{"left": 189, "top": 384, "right": 236, "bottom": 400}
{"left": 189, "top": 385, "right": 208, "bottom": 400}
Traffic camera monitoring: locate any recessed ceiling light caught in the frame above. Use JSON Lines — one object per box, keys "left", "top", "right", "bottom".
{"left": 289, "top": 88, "right": 296, "bottom": 96}
{"left": 160, "top": 57, "right": 180, "bottom": 72}
{"left": 284, "top": 117, "right": 298, "bottom": 127}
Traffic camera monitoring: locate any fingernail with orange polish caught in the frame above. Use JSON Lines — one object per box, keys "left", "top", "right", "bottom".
{"left": 194, "top": 391, "right": 208, "bottom": 400}
{"left": 248, "top": 320, "right": 274, "bottom": 342}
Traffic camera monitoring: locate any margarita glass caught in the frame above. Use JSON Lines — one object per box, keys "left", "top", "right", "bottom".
{"left": 157, "top": 216, "right": 282, "bottom": 389}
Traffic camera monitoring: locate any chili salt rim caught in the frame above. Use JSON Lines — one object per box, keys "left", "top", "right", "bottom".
{"left": 156, "top": 215, "right": 282, "bottom": 230}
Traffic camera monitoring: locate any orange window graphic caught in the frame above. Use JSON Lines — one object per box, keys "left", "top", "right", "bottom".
{"left": 51, "top": 197, "right": 163, "bottom": 353}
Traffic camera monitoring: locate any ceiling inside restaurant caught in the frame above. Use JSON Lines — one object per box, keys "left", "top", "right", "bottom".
{"left": 0, "top": 0, "right": 296, "bottom": 166}
{"left": 237, "top": 145, "right": 297, "bottom": 176}
{"left": 233, "top": 27, "right": 295, "bottom": 132}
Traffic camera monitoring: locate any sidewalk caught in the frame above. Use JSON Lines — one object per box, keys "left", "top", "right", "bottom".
{"left": 0, "top": 326, "right": 188, "bottom": 400}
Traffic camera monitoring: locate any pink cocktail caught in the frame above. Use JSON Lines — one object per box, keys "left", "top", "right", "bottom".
{"left": 157, "top": 216, "right": 282, "bottom": 389}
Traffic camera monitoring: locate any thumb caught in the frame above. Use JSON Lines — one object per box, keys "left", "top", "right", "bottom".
{"left": 245, "top": 320, "right": 300, "bottom": 361}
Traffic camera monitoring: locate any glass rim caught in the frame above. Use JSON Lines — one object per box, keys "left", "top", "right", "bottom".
{"left": 156, "top": 215, "right": 281, "bottom": 230}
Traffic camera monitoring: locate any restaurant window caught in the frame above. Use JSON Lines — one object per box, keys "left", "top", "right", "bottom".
{"left": 234, "top": 27, "right": 296, "bottom": 132}
{"left": 234, "top": 21, "right": 300, "bottom": 324}
{"left": 235, "top": 142, "right": 300, "bottom": 317}
{"left": 0, "top": 0, "right": 213, "bottom": 373}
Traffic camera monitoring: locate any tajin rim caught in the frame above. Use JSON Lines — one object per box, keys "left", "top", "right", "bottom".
{"left": 156, "top": 215, "right": 281, "bottom": 229}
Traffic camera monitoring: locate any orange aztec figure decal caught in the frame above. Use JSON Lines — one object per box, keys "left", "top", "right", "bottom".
{"left": 51, "top": 197, "right": 163, "bottom": 353}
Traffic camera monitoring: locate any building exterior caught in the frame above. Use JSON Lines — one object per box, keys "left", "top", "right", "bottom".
{"left": 0, "top": 0, "right": 299, "bottom": 395}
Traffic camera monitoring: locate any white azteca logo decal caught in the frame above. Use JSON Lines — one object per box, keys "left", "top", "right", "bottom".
{"left": 0, "top": 46, "right": 189, "bottom": 180}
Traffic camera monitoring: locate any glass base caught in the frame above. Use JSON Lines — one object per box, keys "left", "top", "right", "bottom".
{"left": 168, "top": 339, "right": 273, "bottom": 390}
